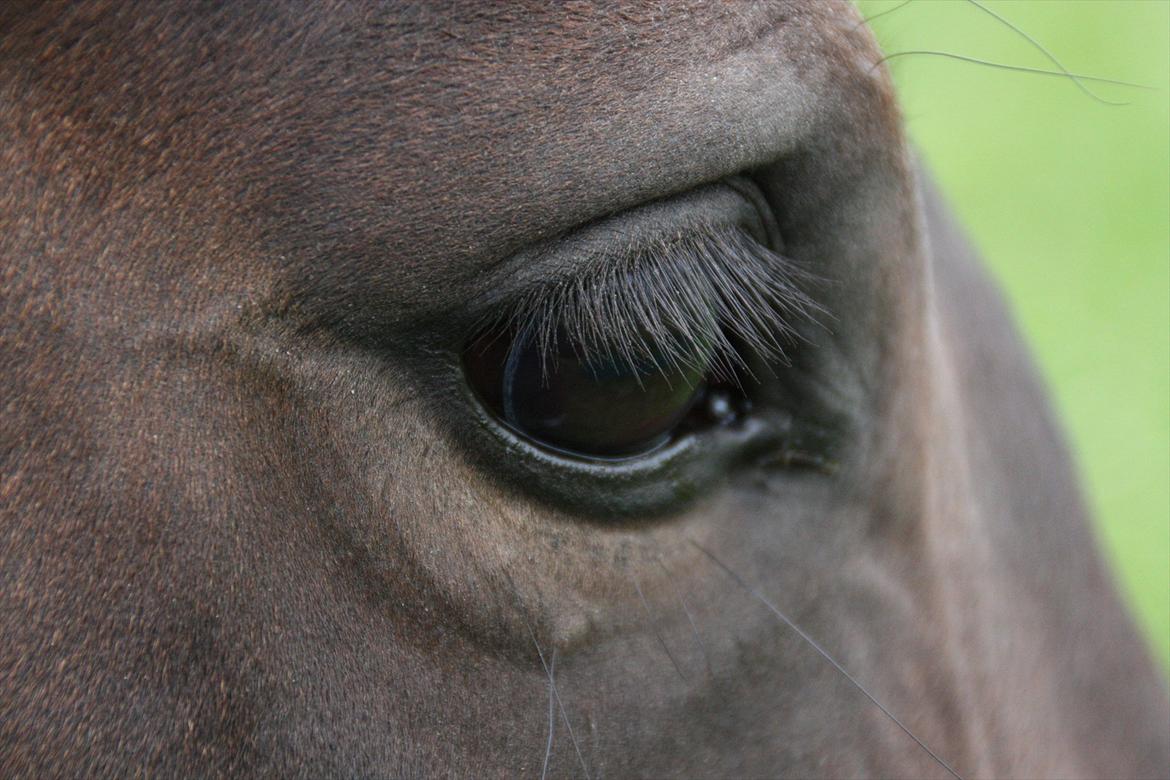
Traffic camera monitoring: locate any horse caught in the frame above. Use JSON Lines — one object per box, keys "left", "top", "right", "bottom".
{"left": 2, "top": 2, "right": 1167, "bottom": 777}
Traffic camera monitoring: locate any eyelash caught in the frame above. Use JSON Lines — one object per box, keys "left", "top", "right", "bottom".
{"left": 472, "top": 226, "right": 825, "bottom": 384}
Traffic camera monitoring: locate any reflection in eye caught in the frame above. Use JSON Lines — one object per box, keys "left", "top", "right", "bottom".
{"left": 462, "top": 226, "right": 819, "bottom": 460}
{"left": 464, "top": 326, "right": 712, "bottom": 457}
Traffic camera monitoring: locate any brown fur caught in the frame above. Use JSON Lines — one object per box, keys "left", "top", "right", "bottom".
{"left": 2, "top": 2, "right": 1167, "bottom": 777}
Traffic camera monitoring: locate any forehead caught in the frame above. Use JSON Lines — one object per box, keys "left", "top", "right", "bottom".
{"left": 10, "top": 1, "right": 885, "bottom": 314}
{"left": 209, "top": 1, "right": 878, "bottom": 310}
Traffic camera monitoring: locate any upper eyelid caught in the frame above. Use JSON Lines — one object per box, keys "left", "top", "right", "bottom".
{"left": 464, "top": 179, "right": 771, "bottom": 314}
{"left": 472, "top": 222, "right": 826, "bottom": 384}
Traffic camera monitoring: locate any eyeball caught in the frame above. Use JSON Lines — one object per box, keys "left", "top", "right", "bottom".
{"left": 463, "top": 326, "right": 710, "bottom": 459}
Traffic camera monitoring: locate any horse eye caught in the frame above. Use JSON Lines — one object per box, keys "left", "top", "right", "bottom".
{"left": 463, "top": 327, "right": 723, "bottom": 458}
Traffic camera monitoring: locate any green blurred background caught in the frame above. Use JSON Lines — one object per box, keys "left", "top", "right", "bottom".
{"left": 855, "top": 0, "right": 1169, "bottom": 669}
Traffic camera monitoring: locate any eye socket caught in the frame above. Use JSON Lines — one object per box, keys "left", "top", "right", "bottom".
{"left": 464, "top": 326, "right": 740, "bottom": 458}
{"left": 447, "top": 184, "right": 850, "bottom": 515}
{"left": 458, "top": 216, "right": 807, "bottom": 464}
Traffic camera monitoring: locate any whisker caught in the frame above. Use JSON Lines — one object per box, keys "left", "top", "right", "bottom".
{"left": 541, "top": 649, "right": 558, "bottom": 780}
{"left": 962, "top": 0, "right": 1127, "bottom": 106}
{"left": 502, "top": 572, "right": 593, "bottom": 780}
{"left": 689, "top": 539, "right": 964, "bottom": 780}
{"left": 874, "top": 50, "right": 1152, "bottom": 92}
{"left": 854, "top": 0, "right": 914, "bottom": 30}
{"left": 655, "top": 556, "right": 714, "bottom": 678}
{"left": 633, "top": 572, "right": 689, "bottom": 682}
{"left": 527, "top": 622, "right": 592, "bottom": 780}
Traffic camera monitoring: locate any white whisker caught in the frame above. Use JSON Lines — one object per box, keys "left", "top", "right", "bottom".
{"left": 633, "top": 572, "right": 689, "bottom": 682}
{"left": 540, "top": 649, "right": 557, "bottom": 780}
{"left": 690, "top": 539, "right": 964, "bottom": 780}
{"left": 655, "top": 556, "right": 714, "bottom": 678}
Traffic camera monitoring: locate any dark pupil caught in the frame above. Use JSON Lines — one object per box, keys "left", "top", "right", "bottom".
{"left": 464, "top": 328, "right": 708, "bottom": 458}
